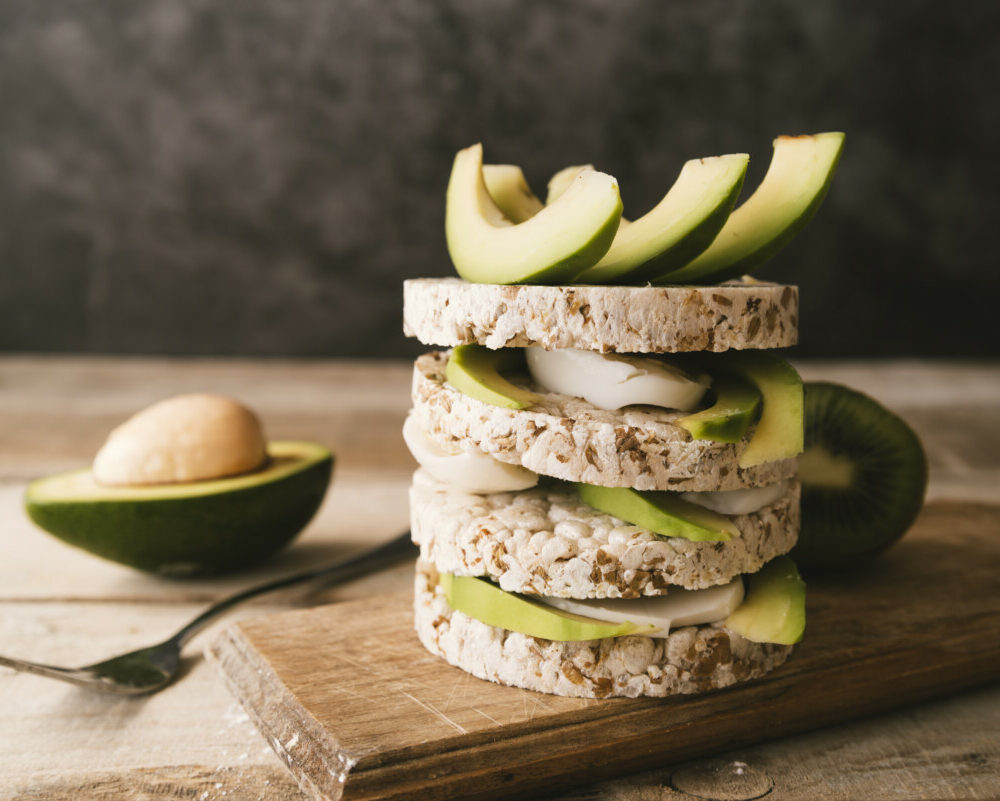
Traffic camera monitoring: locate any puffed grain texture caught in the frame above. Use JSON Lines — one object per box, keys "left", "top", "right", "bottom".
{"left": 403, "top": 278, "right": 798, "bottom": 353}
{"left": 414, "top": 560, "right": 793, "bottom": 699}
{"left": 409, "top": 470, "right": 799, "bottom": 597}
{"left": 412, "top": 352, "right": 798, "bottom": 492}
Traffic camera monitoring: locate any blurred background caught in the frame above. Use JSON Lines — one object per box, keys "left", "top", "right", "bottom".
{"left": 1, "top": 0, "right": 997, "bottom": 360}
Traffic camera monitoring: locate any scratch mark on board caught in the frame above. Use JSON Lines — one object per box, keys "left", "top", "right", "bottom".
{"left": 471, "top": 707, "right": 502, "bottom": 726}
{"left": 399, "top": 691, "right": 469, "bottom": 734}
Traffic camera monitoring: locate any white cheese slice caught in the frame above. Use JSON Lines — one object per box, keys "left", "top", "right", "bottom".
{"left": 680, "top": 481, "right": 789, "bottom": 515}
{"left": 538, "top": 579, "right": 744, "bottom": 638}
{"left": 525, "top": 348, "right": 709, "bottom": 411}
{"left": 402, "top": 415, "right": 539, "bottom": 493}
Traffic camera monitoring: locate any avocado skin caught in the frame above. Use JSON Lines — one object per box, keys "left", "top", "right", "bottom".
{"left": 25, "top": 449, "right": 333, "bottom": 575}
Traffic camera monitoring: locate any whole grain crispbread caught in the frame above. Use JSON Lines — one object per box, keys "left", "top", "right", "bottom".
{"left": 403, "top": 277, "right": 798, "bottom": 353}
{"left": 410, "top": 470, "right": 799, "bottom": 598}
{"left": 412, "top": 352, "right": 798, "bottom": 492}
{"left": 413, "top": 560, "right": 793, "bottom": 699}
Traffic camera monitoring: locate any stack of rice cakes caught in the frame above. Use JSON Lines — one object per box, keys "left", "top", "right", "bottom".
{"left": 402, "top": 278, "right": 803, "bottom": 699}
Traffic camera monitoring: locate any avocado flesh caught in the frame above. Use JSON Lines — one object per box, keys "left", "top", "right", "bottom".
{"left": 655, "top": 132, "right": 845, "bottom": 285}
{"left": 445, "top": 344, "right": 540, "bottom": 410}
{"left": 575, "top": 154, "right": 749, "bottom": 285}
{"left": 676, "top": 370, "right": 762, "bottom": 443}
{"left": 576, "top": 483, "right": 739, "bottom": 542}
{"left": 24, "top": 441, "right": 333, "bottom": 575}
{"left": 546, "top": 164, "right": 594, "bottom": 204}
{"left": 482, "top": 163, "right": 544, "bottom": 224}
{"left": 699, "top": 352, "right": 803, "bottom": 467}
{"left": 441, "top": 572, "right": 652, "bottom": 641}
{"left": 446, "top": 144, "right": 623, "bottom": 285}
{"left": 724, "top": 556, "right": 806, "bottom": 645}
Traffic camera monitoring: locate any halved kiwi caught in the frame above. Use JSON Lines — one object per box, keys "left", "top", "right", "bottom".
{"left": 793, "top": 382, "right": 927, "bottom": 571}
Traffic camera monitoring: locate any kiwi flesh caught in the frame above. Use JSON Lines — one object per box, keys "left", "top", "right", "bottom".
{"left": 793, "top": 382, "right": 927, "bottom": 570}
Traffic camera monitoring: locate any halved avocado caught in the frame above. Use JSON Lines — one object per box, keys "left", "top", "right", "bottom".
{"left": 445, "top": 144, "right": 623, "bottom": 285}
{"left": 441, "top": 572, "right": 651, "bottom": 641}
{"left": 24, "top": 441, "right": 333, "bottom": 576}
{"left": 655, "top": 132, "right": 845, "bottom": 284}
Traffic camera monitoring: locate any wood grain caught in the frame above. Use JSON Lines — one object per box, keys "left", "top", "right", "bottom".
{"left": 209, "top": 501, "right": 1000, "bottom": 801}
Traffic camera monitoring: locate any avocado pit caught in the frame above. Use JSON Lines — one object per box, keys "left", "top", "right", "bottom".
{"left": 25, "top": 395, "right": 334, "bottom": 575}
{"left": 93, "top": 394, "right": 268, "bottom": 486}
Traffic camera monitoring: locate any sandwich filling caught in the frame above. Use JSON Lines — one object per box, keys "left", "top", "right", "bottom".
{"left": 405, "top": 413, "right": 787, "bottom": 519}
{"left": 436, "top": 555, "right": 805, "bottom": 646}
{"left": 439, "top": 570, "right": 744, "bottom": 641}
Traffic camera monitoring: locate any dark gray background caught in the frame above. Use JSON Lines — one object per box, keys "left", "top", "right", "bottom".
{"left": 2, "top": 1, "right": 998, "bottom": 359}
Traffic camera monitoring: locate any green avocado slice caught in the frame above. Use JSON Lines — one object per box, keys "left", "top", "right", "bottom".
{"left": 676, "top": 370, "right": 762, "bottom": 443}
{"left": 24, "top": 441, "right": 333, "bottom": 575}
{"left": 717, "top": 352, "right": 804, "bottom": 467}
{"left": 546, "top": 164, "right": 594, "bottom": 204}
{"left": 445, "top": 344, "right": 540, "bottom": 410}
{"left": 446, "top": 144, "right": 623, "bottom": 285}
{"left": 724, "top": 556, "right": 806, "bottom": 644}
{"left": 482, "top": 163, "right": 544, "bottom": 224}
{"left": 574, "top": 154, "right": 749, "bottom": 284}
{"left": 441, "top": 572, "right": 651, "bottom": 641}
{"left": 576, "top": 483, "right": 739, "bottom": 542}
{"left": 655, "top": 132, "right": 845, "bottom": 284}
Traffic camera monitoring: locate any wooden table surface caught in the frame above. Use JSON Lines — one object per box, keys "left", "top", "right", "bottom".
{"left": 1, "top": 356, "right": 998, "bottom": 801}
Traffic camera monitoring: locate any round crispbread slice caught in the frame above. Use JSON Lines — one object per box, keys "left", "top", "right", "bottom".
{"left": 411, "top": 352, "right": 798, "bottom": 492}
{"left": 413, "top": 560, "right": 793, "bottom": 699}
{"left": 409, "top": 469, "right": 799, "bottom": 598}
{"left": 403, "top": 277, "right": 798, "bottom": 353}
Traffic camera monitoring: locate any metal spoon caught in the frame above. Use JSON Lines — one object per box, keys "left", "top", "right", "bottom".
{"left": 0, "top": 531, "right": 416, "bottom": 695}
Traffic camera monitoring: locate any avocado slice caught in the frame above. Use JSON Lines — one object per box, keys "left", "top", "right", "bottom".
{"left": 481, "top": 163, "right": 544, "bottom": 224}
{"left": 546, "top": 164, "right": 593, "bottom": 204}
{"left": 445, "top": 144, "right": 623, "bottom": 285}
{"left": 576, "top": 482, "right": 739, "bottom": 542}
{"left": 24, "top": 441, "right": 333, "bottom": 575}
{"left": 655, "top": 132, "right": 845, "bottom": 284}
{"left": 445, "top": 344, "right": 541, "bottom": 410}
{"left": 712, "top": 351, "right": 803, "bottom": 468}
{"left": 441, "top": 572, "right": 652, "bottom": 641}
{"left": 724, "top": 556, "right": 806, "bottom": 644}
{"left": 676, "top": 369, "right": 762, "bottom": 443}
{"left": 574, "top": 154, "right": 749, "bottom": 284}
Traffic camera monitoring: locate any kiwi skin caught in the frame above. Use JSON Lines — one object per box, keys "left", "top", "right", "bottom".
{"left": 792, "top": 382, "right": 928, "bottom": 572}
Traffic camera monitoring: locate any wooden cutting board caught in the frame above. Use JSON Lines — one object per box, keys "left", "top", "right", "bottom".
{"left": 207, "top": 501, "right": 1000, "bottom": 801}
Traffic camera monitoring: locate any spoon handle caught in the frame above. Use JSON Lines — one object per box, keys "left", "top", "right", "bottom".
{"left": 173, "top": 532, "right": 416, "bottom": 647}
